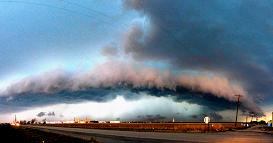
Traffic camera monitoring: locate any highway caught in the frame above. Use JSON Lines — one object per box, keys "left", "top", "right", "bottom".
{"left": 25, "top": 125, "right": 273, "bottom": 143}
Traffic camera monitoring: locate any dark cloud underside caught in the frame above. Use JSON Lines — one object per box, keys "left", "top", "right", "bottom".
{"left": 0, "top": 86, "right": 239, "bottom": 115}
{"left": 123, "top": 0, "right": 273, "bottom": 103}
{"left": 1, "top": 0, "right": 272, "bottom": 121}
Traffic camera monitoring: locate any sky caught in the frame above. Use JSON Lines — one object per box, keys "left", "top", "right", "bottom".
{"left": 0, "top": 0, "right": 272, "bottom": 122}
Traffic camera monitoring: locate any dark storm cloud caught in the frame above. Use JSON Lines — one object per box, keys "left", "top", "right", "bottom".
{"left": 137, "top": 114, "right": 166, "bottom": 122}
{"left": 208, "top": 112, "right": 223, "bottom": 121}
{"left": 123, "top": 0, "right": 273, "bottom": 104}
{"left": 2, "top": 61, "right": 246, "bottom": 100}
{"left": 190, "top": 112, "right": 223, "bottom": 121}
{"left": 37, "top": 112, "right": 46, "bottom": 117}
{"left": 3, "top": 0, "right": 272, "bottom": 117}
{"left": 0, "top": 84, "right": 254, "bottom": 117}
{"left": 36, "top": 112, "right": 55, "bottom": 117}
{"left": 47, "top": 112, "right": 55, "bottom": 116}
{"left": 0, "top": 61, "right": 261, "bottom": 115}
{"left": 0, "top": 88, "right": 121, "bottom": 113}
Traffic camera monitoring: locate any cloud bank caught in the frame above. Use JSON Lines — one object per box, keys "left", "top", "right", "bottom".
{"left": 0, "top": 61, "right": 261, "bottom": 115}
{"left": 2, "top": 61, "right": 245, "bottom": 98}
{"left": 1, "top": 0, "right": 272, "bottom": 121}
{"left": 1, "top": 95, "right": 203, "bottom": 122}
{"left": 122, "top": 0, "right": 273, "bottom": 105}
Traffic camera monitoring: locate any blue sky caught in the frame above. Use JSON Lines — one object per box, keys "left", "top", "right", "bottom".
{"left": 0, "top": 0, "right": 272, "bottom": 122}
{"left": 0, "top": 0, "right": 136, "bottom": 78}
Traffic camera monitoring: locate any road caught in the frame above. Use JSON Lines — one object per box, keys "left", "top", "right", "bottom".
{"left": 24, "top": 125, "right": 273, "bottom": 143}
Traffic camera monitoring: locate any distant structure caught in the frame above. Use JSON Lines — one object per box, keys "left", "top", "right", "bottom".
{"left": 12, "top": 114, "right": 20, "bottom": 126}
{"left": 110, "top": 121, "right": 121, "bottom": 123}
{"left": 72, "top": 117, "right": 90, "bottom": 124}
{"left": 98, "top": 121, "right": 106, "bottom": 123}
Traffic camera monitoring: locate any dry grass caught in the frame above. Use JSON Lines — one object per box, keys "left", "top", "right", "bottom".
{"left": 40, "top": 122, "right": 245, "bottom": 132}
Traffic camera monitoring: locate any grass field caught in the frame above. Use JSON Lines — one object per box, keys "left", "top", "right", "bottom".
{"left": 0, "top": 124, "right": 99, "bottom": 143}
{"left": 39, "top": 122, "right": 245, "bottom": 132}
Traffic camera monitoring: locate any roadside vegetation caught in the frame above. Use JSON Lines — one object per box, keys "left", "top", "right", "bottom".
{"left": 0, "top": 124, "right": 99, "bottom": 143}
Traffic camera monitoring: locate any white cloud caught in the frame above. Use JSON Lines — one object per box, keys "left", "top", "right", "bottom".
{"left": 1, "top": 94, "right": 202, "bottom": 122}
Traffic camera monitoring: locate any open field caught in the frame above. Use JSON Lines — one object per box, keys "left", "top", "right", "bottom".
{"left": 36, "top": 122, "right": 246, "bottom": 132}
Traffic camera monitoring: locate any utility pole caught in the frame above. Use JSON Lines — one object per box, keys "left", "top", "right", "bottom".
{"left": 235, "top": 95, "right": 241, "bottom": 127}
{"left": 245, "top": 115, "right": 248, "bottom": 126}
{"left": 250, "top": 113, "right": 254, "bottom": 122}
{"left": 271, "top": 112, "right": 273, "bottom": 127}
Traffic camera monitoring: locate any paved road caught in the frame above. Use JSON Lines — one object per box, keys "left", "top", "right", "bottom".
{"left": 25, "top": 125, "right": 273, "bottom": 143}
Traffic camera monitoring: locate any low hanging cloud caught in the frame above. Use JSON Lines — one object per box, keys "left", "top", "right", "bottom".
{"left": 122, "top": 0, "right": 273, "bottom": 105}
{"left": 2, "top": 0, "right": 270, "bottom": 116}
{"left": 0, "top": 61, "right": 261, "bottom": 115}
{"left": 47, "top": 112, "right": 55, "bottom": 116}
{"left": 137, "top": 114, "right": 166, "bottom": 122}
{"left": 4, "top": 95, "right": 203, "bottom": 122}
{"left": 2, "top": 61, "right": 245, "bottom": 99}
{"left": 37, "top": 112, "right": 46, "bottom": 117}
{"left": 1, "top": 0, "right": 271, "bottom": 122}
{"left": 36, "top": 111, "right": 55, "bottom": 117}
{"left": 178, "top": 75, "right": 245, "bottom": 101}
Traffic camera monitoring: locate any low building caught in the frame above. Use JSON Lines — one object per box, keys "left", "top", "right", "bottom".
{"left": 98, "top": 121, "right": 106, "bottom": 123}
{"left": 110, "top": 121, "right": 120, "bottom": 123}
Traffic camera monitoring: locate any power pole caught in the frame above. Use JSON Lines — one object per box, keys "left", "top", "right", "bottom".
{"left": 245, "top": 115, "right": 248, "bottom": 126}
{"left": 250, "top": 113, "right": 254, "bottom": 122}
{"left": 235, "top": 95, "right": 241, "bottom": 127}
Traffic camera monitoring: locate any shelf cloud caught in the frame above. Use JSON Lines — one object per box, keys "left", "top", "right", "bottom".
{"left": 0, "top": 61, "right": 262, "bottom": 115}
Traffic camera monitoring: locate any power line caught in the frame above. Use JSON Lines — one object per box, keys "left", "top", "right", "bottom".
{"left": 61, "top": 0, "right": 113, "bottom": 20}
{"left": 59, "top": 0, "right": 122, "bottom": 26}
{"left": 0, "top": 0, "right": 189, "bottom": 51}
{"left": 0, "top": 0, "right": 126, "bottom": 28}
{"left": 0, "top": 0, "right": 93, "bottom": 18}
